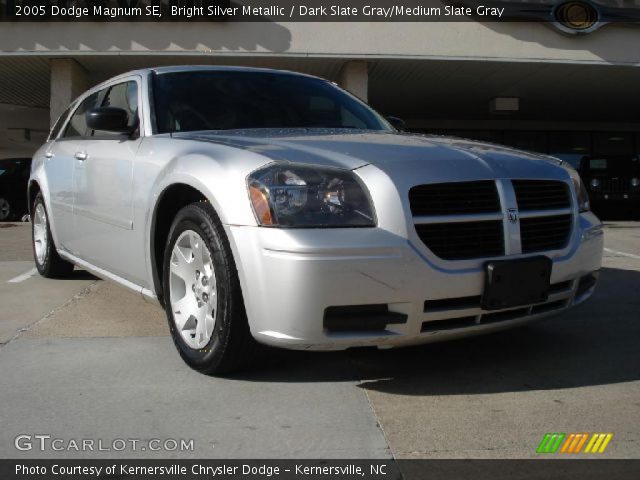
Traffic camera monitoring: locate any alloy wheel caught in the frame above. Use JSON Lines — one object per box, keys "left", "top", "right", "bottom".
{"left": 33, "top": 203, "right": 48, "bottom": 265}
{"left": 169, "top": 230, "right": 218, "bottom": 349}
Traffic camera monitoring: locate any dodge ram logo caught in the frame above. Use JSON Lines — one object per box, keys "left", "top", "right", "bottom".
{"left": 508, "top": 208, "right": 519, "bottom": 223}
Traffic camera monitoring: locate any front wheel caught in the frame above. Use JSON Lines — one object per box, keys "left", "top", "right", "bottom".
{"left": 163, "top": 202, "right": 255, "bottom": 375}
{"left": 32, "top": 193, "right": 74, "bottom": 278}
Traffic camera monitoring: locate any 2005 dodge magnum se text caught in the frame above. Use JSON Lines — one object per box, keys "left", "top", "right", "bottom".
{"left": 29, "top": 67, "right": 603, "bottom": 374}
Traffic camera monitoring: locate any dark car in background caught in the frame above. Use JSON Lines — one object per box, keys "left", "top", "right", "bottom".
{"left": 579, "top": 155, "right": 640, "bottom": 218}
{"left": 0, "top": 158, "right": 31, "bottom": 221}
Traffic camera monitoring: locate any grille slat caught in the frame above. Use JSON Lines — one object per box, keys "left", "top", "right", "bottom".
{"left": 415, "top": 221, "right": 504, "bottom": 260}
{"left": 512, "top": 180, "right": 570, "bottom": 211}
{"left": 410, "top": 181, "right": 503, "bottom": 260}
{"left": 513, "top": 200, "right": 568, "bottom": 208}
{"left": 410, "top": 180, "right": 573, "bottom": 260}
{"left": 514, "top": 180, "right": 572, "bottom": 254}
{"left": 409, "top": 181, "right": 499, "bottom": 216}
{"left": 521, "top": 215, "right": 572, "bottom": 253}
{"left": 598, "top": 177, "right": 631, "bottom": 193}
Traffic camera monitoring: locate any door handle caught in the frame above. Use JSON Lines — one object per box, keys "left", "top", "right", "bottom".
{"left": 45, "top": 152, "right": 54, "bottom": 159}
{"left": 74, "top": 152, "right": 88, "bottom": 161}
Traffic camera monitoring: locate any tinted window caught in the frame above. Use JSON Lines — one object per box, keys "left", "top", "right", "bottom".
{"left": 93, "top": 81, "right": 139, "bottom": 136}
{"left": 589, "top": 158, "right": 608, "bottom": 169}
{"left": 63, "top": 92, "right": 100, "bottom": 138}
{"left": 153, "top": 71, "right": 390, "bottom": 133}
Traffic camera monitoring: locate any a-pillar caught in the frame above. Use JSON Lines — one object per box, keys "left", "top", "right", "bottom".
{"left": 50, "top": 58, "right": 88, "bottom": 127}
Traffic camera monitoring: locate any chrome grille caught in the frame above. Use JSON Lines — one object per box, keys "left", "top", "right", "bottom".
{"left": 410, "top": 181, "right": 503, "bottom": 261}
{"left": 410, "top": 179, "right": 573, "bottom": 260}
{"left": 598, "top": 177, "right": 631, "bottom": 193}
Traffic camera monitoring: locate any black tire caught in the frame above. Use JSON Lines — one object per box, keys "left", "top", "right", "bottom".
{"left": 31, "top": 193, "right": 74, "bottom": 278}
{"left": 162, "top": 201, "right": 256, "bottom": 375}
{"left": 0, "top": 196, "right": 12, "bottom": 221}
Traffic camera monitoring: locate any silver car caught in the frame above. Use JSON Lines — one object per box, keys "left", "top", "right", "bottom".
{"left": 29, "top": 66, "right": 603, "bottom": 374}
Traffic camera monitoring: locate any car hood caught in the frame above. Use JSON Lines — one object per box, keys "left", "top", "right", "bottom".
{"left": 173, "top": 129, "right": 566, "bottom": 181}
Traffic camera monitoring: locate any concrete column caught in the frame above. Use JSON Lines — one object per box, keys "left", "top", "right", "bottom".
{"left": 50, "top": 59, "right": 88, "bottom": 127}
{"left": 338, "top": 61, "right": 368, "bottom": 102}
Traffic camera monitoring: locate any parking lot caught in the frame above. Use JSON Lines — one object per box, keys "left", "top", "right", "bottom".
{"left": 0, "top": 220, "right": 638, "bottom": 460}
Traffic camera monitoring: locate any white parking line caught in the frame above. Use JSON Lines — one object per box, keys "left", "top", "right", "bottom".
{"left": 7, "top": 267, "right": 38, "bottom": 284}
{"left": 604, "top": 248, "right": 640, "bottom": 260}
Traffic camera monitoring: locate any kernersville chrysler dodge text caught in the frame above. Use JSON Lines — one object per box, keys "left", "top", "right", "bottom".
{"left": 29, "top": 67, "right": 603, "bottom": 373}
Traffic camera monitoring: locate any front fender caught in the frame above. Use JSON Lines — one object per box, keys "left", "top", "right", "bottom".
{"left": 147, "top": 154, "right": 264, "bottom": 226}
{"left": 27, "top": 149, "right": 60, "bottom": 247}
{"left": 136, "top": 138, "right": 272, "bottom": 300}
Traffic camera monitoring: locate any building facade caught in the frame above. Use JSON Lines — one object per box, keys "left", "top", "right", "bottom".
{"left": 1, "top": 19, "right": 640, "bottom": 165}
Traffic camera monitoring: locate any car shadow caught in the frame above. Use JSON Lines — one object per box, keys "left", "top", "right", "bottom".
{"left": 66, "top": 268, "right": 99, "bottom": 281}
{"left": 232, "top": 267, "right": 640, "bottom": 395}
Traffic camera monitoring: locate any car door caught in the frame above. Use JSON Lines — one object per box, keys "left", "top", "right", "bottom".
{"left": 71, "top": 78, "right": 144, "bottom": 282}
{"left": 44, "top": 93, "right": 99, "bottom": 251}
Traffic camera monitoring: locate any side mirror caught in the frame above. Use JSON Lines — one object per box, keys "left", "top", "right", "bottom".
{"left": 86, "top": 107, "right": 132, "bottom": 134}
{"left": 386, "top": 116, "right": 406, "bottom": 132}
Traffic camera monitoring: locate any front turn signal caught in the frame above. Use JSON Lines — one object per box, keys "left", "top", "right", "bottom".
{"left": 249, "top": 185, "right": 273, "bottom": 225}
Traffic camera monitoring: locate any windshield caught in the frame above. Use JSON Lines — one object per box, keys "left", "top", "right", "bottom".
{"left": 152, "top": 70, "right": 391, "bottom": 133}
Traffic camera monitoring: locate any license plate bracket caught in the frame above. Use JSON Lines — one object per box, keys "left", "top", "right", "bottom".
{"left": 482, "top": 256, "right": 552, "bottom": 311}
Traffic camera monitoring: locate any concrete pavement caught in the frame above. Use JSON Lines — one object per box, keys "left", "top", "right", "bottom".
{"left": 0, "top": 223, "right": 390, "bottom": 459}
{"left": 0, "top": 220, "right": 638, "bottom": 461}
{"left": 0, "top": 223, "right": 96, "bottom": 344}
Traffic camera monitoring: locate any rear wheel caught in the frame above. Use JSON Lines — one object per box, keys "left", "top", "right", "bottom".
{"left": 32, "top": 193, "right": 74, "bottom": 278}
{"left": 163, "top": 201, "right": 255, "bottom": 375}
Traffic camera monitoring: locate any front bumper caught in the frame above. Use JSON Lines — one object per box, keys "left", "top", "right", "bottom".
{"left": 226, "top": 212, "right": 603, "bottom": 351}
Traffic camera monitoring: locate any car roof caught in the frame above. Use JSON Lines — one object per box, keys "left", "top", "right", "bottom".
{"left": 149, "top": 65, "right": 321, "bottom": 79}
{"left": 102, "top": 66, "right": 322, "bottom": 83}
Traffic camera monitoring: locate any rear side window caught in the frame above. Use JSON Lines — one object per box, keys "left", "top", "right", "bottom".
{"left": 62, "top": 92, "right": 100, "bottom": 138}
{"left": 92, "top": 81, "right": 139, "bottom": 137}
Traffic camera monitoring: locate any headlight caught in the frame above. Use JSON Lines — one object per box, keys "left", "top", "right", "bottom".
{"left": 631, "top": 177, "right": 640, "bottom": 188}
{"left": 247, "top": 164, "right": 376, "bottom": 227}
{"left": 568, "top": 168, "right": 590, "bottom": 213}
{"left": 590, "top": 178, "right": 600, "bottom": 189}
